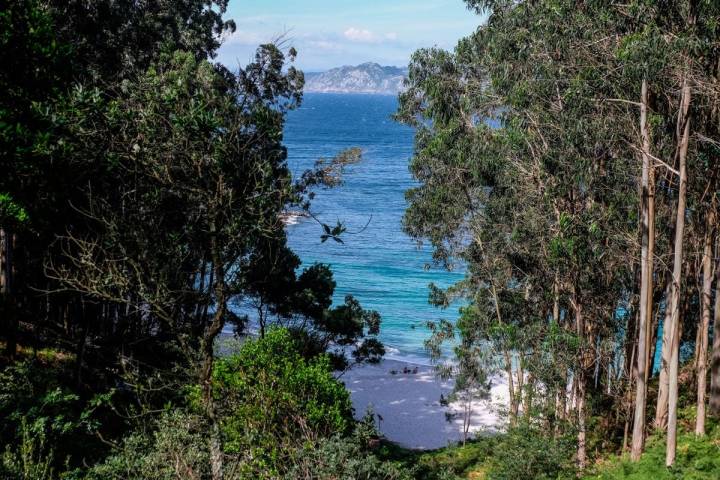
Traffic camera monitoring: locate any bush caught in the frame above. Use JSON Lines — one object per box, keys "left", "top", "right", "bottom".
{"left": 86, "top": 410, "right": 209, "bottom": 480}
{"left": 0, "top": 419, "right": 56, "bottom": 480}
{"left": 486, "top": 421, "right": 576, "bottom": 480}
{"left": 0, "top": 359, "right": 109, "bottom": 473}
{"left": 413, "top": 437, "right": 498, "bottom": 480}
{"left": 212, "top": 328, "right": 353, "bottom": 476}
{"left": 290, "top": 435, "right": 414, "bottom": 480}
{"left": 289, "top": 414, "right": 415, "bottom": 480}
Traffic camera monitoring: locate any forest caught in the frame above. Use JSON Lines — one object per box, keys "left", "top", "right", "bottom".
{"left": 1, "top": 0, "right": 720, "bottom": 479}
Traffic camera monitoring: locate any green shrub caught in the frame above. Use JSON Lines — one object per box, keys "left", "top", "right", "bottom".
{"left": 289, "top": 434, "right": 414, "bottom": 480}
{"left": 212, "top": 328, "right": 353, "bottom": 476}
{"left": 288, "top": 414, "right": 415, "bottom": 480}
{"left": 0, "top": 359, "right": 109, "bottom": 473}
{"left": 86, "top": 410, "right": 209, "bottom": 480}
{"left": 486, "top": 421, "right": 576, "bottom": 480}
{"left": 410, "top": 437, "right": 497, "bottom": 480}
{"left": 0, "top": 419, "right": 56, "bottom": 480}
{"left": 583, "top": 425, "right": 720, "bottom": 480}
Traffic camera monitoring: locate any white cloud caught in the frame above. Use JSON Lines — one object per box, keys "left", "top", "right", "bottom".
{"left": 308, "top": 40, "right": 342, "bottom": 51}
{"left": 223, "top": 30, "right": 266, "bottom": 46}
{"left": 385, "top": 32, "right": 398, "bottom": 40}
{"left": 343, "top": 27, "right": 377, "bottom": 42}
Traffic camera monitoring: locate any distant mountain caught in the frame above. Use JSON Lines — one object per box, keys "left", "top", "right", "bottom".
{"left": 304, "top": 62, "right": 408, "bottom": 95}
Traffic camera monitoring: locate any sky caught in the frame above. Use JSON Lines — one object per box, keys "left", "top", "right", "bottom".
{"left": 216, "top": 0, "right": 485, "bottom": 72}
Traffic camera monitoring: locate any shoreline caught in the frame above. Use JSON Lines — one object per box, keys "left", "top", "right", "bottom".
{"left": 219, "top": 331, "right": 507, "bottom": 449}
{"left": 340, "top": 357, "right": 508, "bottom": 450}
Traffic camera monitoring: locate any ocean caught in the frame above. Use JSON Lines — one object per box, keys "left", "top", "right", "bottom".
{"left": 283, "top": 93, "right": 463, "bottom": 364}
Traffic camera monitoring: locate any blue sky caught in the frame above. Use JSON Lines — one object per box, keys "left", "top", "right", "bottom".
{"left": 216, "top": 1, "right": 485, "bottom": 71}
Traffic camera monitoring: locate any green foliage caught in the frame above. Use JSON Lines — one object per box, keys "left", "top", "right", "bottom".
{"left": 290, "top": 415, "right": 414, "bottom": 480}
{"left": 86, "top": 410, "right": 210, "bottom": 480}
{"left": 212, "top": 328, "right": 353, "bottom": 476}
{"left": 0, "top": 419, "right": 56, "bottom": 480}
{"left": 583, "top": 425, "right": 720, "bottom": 480}
{"left": 88, "top": 407, "right": 413, "bottom": 480}
{"left": 88, "top": 371, "right": 408, "bottom": 480}
{"left": 241, "top": 241, "right": 384, "bottom": 368}
{"left": 386, "top": 423, "right": 575, "bottom": 480}
{"left": 0, "top": 360, "right": 110, "bottom": 471}
{"left": 395, "top": 0, "right": 720, "bottom": 472}
{"left": 485, "top": 422, "right": 576, "bottom": 480}
{"left": 412, "top": 437, "right": 498, "bottom": 480}
{"left": 0, "top": 193, "right": 29, "bottom": 224}
{"left": 1, "top": 1, "right": 383, "bottom": 479}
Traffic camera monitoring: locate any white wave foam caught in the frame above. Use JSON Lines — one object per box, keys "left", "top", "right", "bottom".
{"left": 280, "top": 210, "right": 309, "bottom": 226}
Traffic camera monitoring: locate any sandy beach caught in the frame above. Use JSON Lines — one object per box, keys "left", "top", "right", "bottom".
{"left": 340, "top": 358, "right": 509, "bottom": 450}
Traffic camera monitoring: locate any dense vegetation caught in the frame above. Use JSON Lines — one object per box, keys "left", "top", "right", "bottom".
{"left": 396, "top": 0, "right": 720, "bottom": 476}
{"left": 0, "top": 1, "right": 389, "bottom": 478}
{"left": 2, "top": 0, "right": 720, "bottom": 479}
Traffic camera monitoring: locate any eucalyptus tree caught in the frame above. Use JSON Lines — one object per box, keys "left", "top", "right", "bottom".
{"left": 398, "top": 0, "right": 720, "bottom": 470}
{"left": 399, "top": 2, "right": 641, "bottom": 468}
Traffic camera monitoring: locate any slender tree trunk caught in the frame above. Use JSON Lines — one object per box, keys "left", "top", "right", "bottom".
{"left": 74, "top": 298, "right": 89, "bottom": 385}
{"left": 622, "top": 418, "right": 630, "bottom": 452}
{"left": 694, "top": 317, "right": 702, "bottom": 369}
{"left": 516, "top": 354, "right": 525, "bottom": 415}
{"left": 553, "top": 275, "right": 567, "bottom": 426}
{"left": 1, "top": 228, "right": 17, "bottom": 359}
{"left": 631, "top": 79, "right": 654, "bottom": 460}
{"left": 573, "top": 291, "right": 587, "bottom": 470}
{"left": 647, "top": 293, "right": 662, "bottom": 383}
{"left": 645, "top": 159, "right": 656, "bottom": 384}
{"left": 504, "top": 349, "right": 518, "bottom": 423}
{"left": 462, "top": 398, "right": 472, "bottom": 445}
{"left": 195, "top": 260, "right": 208, "bottom": 326}
{"left": 655, "top": 282, "right": 673, "bottom": 429}
{"left": 523, "top": 372, "right": 535, "bottom": 414}
{"left": 710, "top": 231, "right": 720, "bottom": 416}
{"left": 200, "top": 228, "right": 227, "bottom": 480}
{"left": 490, "top": 282, "right": 517, "bottom": 425}
{"left": 0, "top": 228, "right": 8, "bottom": 292}
{"left": 696, "top": 210, "right": 714, "bottom": 435}
{"left": 666, "top": 76, "right": 691, "bottom": 467}
{"left": 577, "top": 369, "right": 587, "bottom": 470}
{"left": 625, "top": 323, "right": 638, "bottom": 451}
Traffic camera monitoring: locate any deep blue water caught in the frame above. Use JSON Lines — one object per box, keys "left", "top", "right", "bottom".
{"left": 283, "top": 94, "right": 463, "bottom": 364}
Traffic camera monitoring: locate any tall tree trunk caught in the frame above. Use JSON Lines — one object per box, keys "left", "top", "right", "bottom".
{"left": 524, "top": 372, "right": 535, "bottom": 414}
{"left": 647, "top": 286, "right": 663, "bottom": 385}
{"left": 200, "top": 228, "right": 227, "bottom": 480}
{"left": 644, "top": 160, "right": 656, "bottom": 385}
{"left": 490, "top": 282, "right": 517, "bottom": 424}
{"left": 655, "top": 282, "right": 673, "bottom": 429}
{"left": 631, "top": 79, "right": 654, "bottom": 460}
{"left": 666, "top": 76, "right": 691, "bottom": 467}
{"left": 0, "top": 228, "right": 8, "bottom": 293}
{"left": 577, "top": 371, "right": 587, "bottom": 469}
{"left": 696, "top": 210, "right": 715, "bottom": 434}
{"left": 0, "top": 228, "right": 17, "bottom": 359}
{"left": 710, "top": 231, "right": 720, "bottom": 416}
{"left": 573, "top": 290, "right": 587, "bottom": 470}
{"left": 504, "top": 349, "right": 518, "bottom": 423}
{"left": 553, "top": 274, "right": 568, "bottom": 426}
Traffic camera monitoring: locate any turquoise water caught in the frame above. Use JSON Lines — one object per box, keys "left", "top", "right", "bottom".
{"left": 283, "top": 93, "right": 463, "bottom": 364}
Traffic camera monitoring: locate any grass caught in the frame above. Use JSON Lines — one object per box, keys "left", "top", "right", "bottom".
{"left": 380, "top": 409, "right": 720, "bottom": 480}
{"left": 376, "top": 436, "right": 499, "bottom": 480}
{"left": 583, "top": 421, "right": 720, "bottom": 480}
